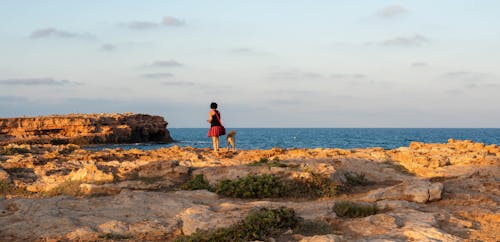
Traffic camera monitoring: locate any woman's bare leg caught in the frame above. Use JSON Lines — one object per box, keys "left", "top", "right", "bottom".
{"left": 215, "top": 136, "right": 219, "bottom": 152}
{"left": 211, "top": 137, "right": 217, "bottom": 151}
{"left": 212, "top": 136, "right": 220, "bottom": 152}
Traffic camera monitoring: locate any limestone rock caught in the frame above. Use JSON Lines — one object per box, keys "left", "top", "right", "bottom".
{"left": 299, "top": 234, "right": 343, "bottom": 242}
{"left": 403, "top": 226, "right": 463, "bottom": 242}
{"left": 0, "top": 168, "right": 10, "bottom": 182}
{"left": 360, "top": 180, "right": 443, "bottom": 203}
{"left": 79, "top": 183, "right": 121, "bottom": 196}
{"left": 179, "top": 205, "right": 218, "bottom": 235}
{"left": 68, "top": 163, "right": 114, "bottom": 183}
{"left": 65, "top": 227, "right": 99, "bottom": 241}
{"left": 137, "top": 160, "right": 189, "bottom": 179}
{"left": 345, "top": 214, "right": 402, "bottom": 237}
{"left": 98, "top": 220, "right": 128, "bottom": 234}
{"left": 0, "top": 113, "right": 172, "bottom": 145}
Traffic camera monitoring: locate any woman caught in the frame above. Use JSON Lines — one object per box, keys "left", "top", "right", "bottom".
{"left": 207, "top": 102, "right": 225, "bottom": 152}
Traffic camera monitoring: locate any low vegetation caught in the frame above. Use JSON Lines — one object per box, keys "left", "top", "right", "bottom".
{"left": 284, "top": 172, "right": 338, "bottom": 197}
{"left": 333, "top": 201, "right": 378, "bottom": 218}
{"left": 175, "top": 207, "right": 299, "bottom": 242}
{"left": 336, "top": 172, "right": 373, "bottom": 192}
{"left": 293, "top": 219, "right": 335, "bottom": 236}
{"left": 181, "top": 173, "right": 338, "bottom": 198}
{"left": 249, "top": 157, "right": 289, "bottom": 168}
{"left": 0, "top": 146, "right": 31, "bottom": 155}
{"left": 0, "top": 180, "right": 32, "bottom": 196}
{"left": 181, "top": 174, "right": 211, "bottom": 190}
{"left": 216, "top": 174, "right": 285, "bottom": 198}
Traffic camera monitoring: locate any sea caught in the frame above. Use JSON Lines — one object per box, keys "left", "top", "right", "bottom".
{"left": 86, "top": 128, "right": 500, "bottom": 151}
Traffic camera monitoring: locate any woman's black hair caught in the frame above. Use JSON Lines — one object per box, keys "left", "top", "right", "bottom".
{"left": 210, "top": 102, "right": 218, "bottom": 109}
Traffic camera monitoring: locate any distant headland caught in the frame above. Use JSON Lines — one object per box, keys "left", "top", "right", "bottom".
{"left": 0, "top": 113, "right": 173, "bottom": 145}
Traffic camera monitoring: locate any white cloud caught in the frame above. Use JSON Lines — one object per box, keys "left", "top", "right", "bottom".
{"left": 100, "top": 44, "right": 116, "bottom": 51}
{"left": 330, "top": 73, "right": 367, "bottom": 79}
{"left": 142, "top": 73, "right": 175, "bottom": 79}
{"left": 443, "top": 71, "right": 495, "bottom": 82}
{"left": 411, "top": 62, "right": 429, "bottom": 67}
{"left": 125, "top": 16, "right": 185, "bottom": 30}
{"left": 30, "top": 28, "right": 93, "bottom": 39}
{"left": 441, "top": 71, "right": 499, "bottom": 89}
{"left": 161, "top": 81, "right": 196, "bottom": 86}
{"left": 368, "top": 34, "right": 430, "bottom": 47}
{"left": 0, "top": 78, "right": 82, "bottom": 86}
{"left": 269, "top": 69, "right": 324, "bottom": 80}
{"left": 149, "top": 60, "right": 183, "bottom": 68}
{"left": 126, "top": 21, "right": 159, "bottom": 30}
{"left": 376, "top": 5, "right": 407, "bottom": 18}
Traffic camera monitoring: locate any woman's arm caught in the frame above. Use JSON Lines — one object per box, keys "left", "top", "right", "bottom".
{"left": 207, "top": 111, "right": 213, "bottom": 123}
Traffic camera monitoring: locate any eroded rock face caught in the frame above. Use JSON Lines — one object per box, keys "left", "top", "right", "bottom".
{"left": 0, "top": 113, "right": 172, "bottom": 145}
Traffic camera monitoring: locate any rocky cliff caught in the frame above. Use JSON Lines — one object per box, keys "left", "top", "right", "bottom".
{"left": 0, "top": 113, "right": 172, "bottom": 145}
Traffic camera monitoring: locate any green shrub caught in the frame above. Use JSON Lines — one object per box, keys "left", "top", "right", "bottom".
{"left": 216, "top": 174, "right": 338, "bottom": 199}
{"left": 181, "top": 174, "right": 211, "bottom": 190}
{"left": 249, "top": 157, "right": 269, "bottom": 166}
{"left": 181, "top": 173, "right": 338, "bottom": 199}
{"left": 344, "top": 172, "right": 370, "bottom": 186}
{"left": 267, "top": 162, "right": 288, "bottom": 168}
{"left": 336, "top": 172, "right": 373, "bottom": 192}
{"left": 309, "top": 173, "right": 338, "bottom": 197}
{"left": 175, "top": 207, "right": 299, "bottom": 242}
{"left": 282, "top": 172, "right": 338, "bottom": 198}
{"left": 0, "top": 180, "right": 32, "bottom": 196}
{"left": 293, "top": 220, "right": 335, "bottom": 236}
{"left": 249, "top": 157, "right": 288, "bottom": 168}
{"left": 215, "top": 174, "right": 284, "bottom": 198}
{"left": 333, "top": 201, "right": 378, "bottom": 218}
{"left": 0, "top": 146, "right": 30, "bottom": 155}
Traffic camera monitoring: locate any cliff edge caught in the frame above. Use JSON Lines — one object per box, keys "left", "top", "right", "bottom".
{"left": 0, "top": 113, "right": 172, "bottom": 145}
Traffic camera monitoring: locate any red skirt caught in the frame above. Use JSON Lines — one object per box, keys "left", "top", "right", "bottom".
{"left": 208, "top": 126, "right": 225, "bottom": 137}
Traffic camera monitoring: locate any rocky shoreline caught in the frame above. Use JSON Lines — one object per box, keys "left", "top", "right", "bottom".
{"left": 0, "top": 139, "right": 498, "bottom": 241}
{"left": 0, "top": 113, "right": 173, "bottom": 145}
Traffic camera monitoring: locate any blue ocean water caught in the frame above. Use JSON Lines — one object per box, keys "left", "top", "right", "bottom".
{"left": 87, "top": 128, "right": 500, "bottom": 151}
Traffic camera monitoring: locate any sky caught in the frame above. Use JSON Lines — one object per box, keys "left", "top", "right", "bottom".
{"left": 1, "top": 0, "right": 499, "bottom": 127}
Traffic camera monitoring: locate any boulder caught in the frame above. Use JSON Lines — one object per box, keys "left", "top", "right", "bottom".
{"left": 360, "top": 180, "right": 443, "bottom": 203}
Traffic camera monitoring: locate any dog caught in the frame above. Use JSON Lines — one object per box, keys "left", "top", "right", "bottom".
{"left": 226, "top": 130, "right": 236, "bottom": 151}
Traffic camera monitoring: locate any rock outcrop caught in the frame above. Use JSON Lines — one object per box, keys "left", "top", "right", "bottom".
{"left": 0, "top": 140, "right": 499, "bottom": 241}
{"left": 0, "top": 113, "right": 172, "bottom": 145}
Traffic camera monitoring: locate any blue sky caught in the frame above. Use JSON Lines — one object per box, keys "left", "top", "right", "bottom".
{"left": 1, "top": 0, "right": 499, "bottom": 127}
